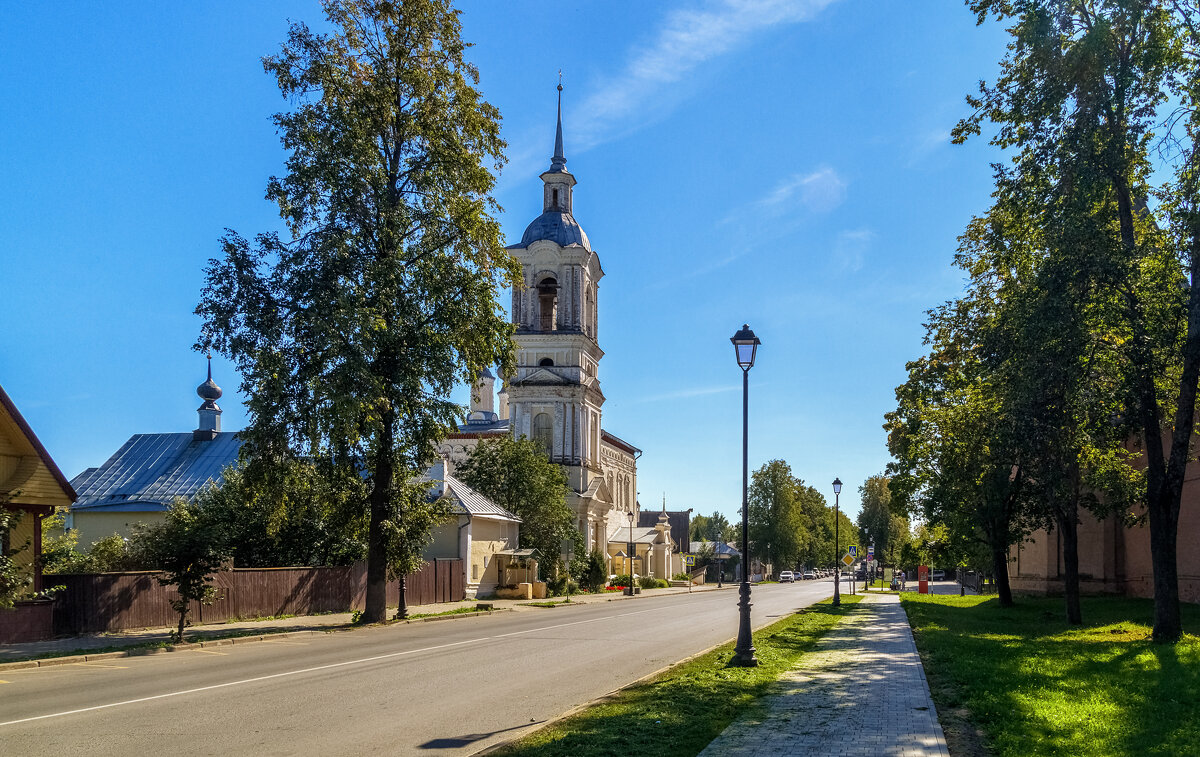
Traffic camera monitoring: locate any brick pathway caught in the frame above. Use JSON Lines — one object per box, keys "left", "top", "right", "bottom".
{"left": 699, "top": 593, "right": 949, "bottom": 757}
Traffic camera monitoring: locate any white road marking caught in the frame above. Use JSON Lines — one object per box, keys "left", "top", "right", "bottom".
{"left": 0, "top": 605, "right": 671, "bottom": 728}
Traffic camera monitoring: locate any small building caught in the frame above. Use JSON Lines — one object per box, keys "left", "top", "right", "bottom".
{"left": 422, "top": 459, "right": 521, "bottom": 598}
{"left": 67, "top": 361, "right": 242, "bottom": 545}
{"left": 1, "top": 383, "right": 77, "bottom": 642}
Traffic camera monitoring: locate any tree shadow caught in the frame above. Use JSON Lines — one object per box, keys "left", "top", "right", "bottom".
{"left": 418, "top": 721, "right": 541, "bottom": 749}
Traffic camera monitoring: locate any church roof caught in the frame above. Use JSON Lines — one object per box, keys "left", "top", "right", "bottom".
{"left": 71, "top": 432, "right": 242, "bottom": 512}
{"left": 513, "top": 211, "right": 591, "bottom": 251}
{"left": 439, "top": 474, "right": 522, "bottom": 522}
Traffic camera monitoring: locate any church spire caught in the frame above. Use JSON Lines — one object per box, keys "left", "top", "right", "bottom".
{"left": 194, "top": 353, "right": 223, "bottom": 441}
{"left": 550, "top": 74, "right": 567, "bottom": 173}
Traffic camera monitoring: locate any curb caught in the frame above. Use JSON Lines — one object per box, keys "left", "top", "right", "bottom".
{"left": 0, "top": 607, "right": 515, "bottom": 672}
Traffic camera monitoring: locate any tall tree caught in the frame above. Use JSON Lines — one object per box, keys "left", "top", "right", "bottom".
{"left": 747, "top": 460, "right": 808, "bottom": 571}
{"left": 455, "top": 436, "right": 578, "bottom": 573}
{"left": 960, "top": 0, "right": 1196, "bottom": 641}
{"left": 196, "top": 0, "right": 518, "bottom": 623}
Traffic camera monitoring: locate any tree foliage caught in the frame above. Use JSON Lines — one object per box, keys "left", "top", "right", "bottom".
{"left": 196, "top": 0, "right": 517, "bottom": 623}
{"left": 856, "top": 475, "right": 910, "bottom": 568}
{"left": 946, "top": 0, "right": 1200, "bottom": 640}
{"left": 748, "top": 460, "right": 808, "bottom": 571}
{"left": 456, "top": 436, "right": 578, "bottom": 577}
{"left": 135, "top": 498, "right": 232, "bottom": 642}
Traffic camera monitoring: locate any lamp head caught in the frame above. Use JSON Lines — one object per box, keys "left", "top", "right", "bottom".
{"left": 730, "top": 324, "right": 760, "bottom": 369}
{"left": 832, "top": 477, "right": 843, "bottom": 495}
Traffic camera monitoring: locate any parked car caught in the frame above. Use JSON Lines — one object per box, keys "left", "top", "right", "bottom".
{"left": 779, "top": 570, "right": 795, "bottom": 583}
{"left": 931, "top": 569, "right": 946, "bottom": 580}
{"left": 802, "top": 570, "right": 815, "bottom": 580}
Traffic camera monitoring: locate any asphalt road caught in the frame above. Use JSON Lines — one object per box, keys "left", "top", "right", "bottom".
{"left": 0, "top": 580, "right": 837, "bottom": 756}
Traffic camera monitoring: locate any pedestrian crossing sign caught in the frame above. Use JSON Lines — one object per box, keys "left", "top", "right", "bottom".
{"left": 684, "top": 554, "right": 696, "bottom": 567}
{"left": 848, "top": 545, "right": 858, "bottom": 557}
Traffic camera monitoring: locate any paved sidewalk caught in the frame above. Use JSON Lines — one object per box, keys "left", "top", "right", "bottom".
{"left": 0, "top": 582, "right": 728, "bottom": 662}
{"left": 699, "top": 593, "right": 949, "bottom": 757}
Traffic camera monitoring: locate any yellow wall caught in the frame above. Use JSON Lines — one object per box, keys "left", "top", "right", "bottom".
{"left": 69, "top": 511, "right": 165, "bottom": 548}
{"left": 470, "top": 519, "right": 517, "bottom": 590}
{"left": 7, "top": 509, "right": 36, "bottom": 577}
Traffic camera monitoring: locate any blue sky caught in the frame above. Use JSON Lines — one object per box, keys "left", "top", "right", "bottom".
{"left": 0, "top": 1, "right": 1009, "bottom": 523}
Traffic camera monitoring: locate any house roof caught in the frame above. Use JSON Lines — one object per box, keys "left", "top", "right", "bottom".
{"left": 70, "top": 432, "right": 242, "bottom": 512}
{"left": 439, "top": 474, "right": 522, "bottom": 523}
{"left": 612, "top": 525, "right": 661, "bottom": 545}
{"left": 689, "top": 540, "right": 740, "bottom": 557}
{"left": 639, "top": 509, "right": 689, "bottom": 550}
{"left": 0, "top": 383, "right": 76, "bottom": 507}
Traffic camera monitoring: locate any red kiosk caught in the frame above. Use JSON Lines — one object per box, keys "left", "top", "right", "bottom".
{"left": 918, "top": 565, "right": 930, "bottom": 594}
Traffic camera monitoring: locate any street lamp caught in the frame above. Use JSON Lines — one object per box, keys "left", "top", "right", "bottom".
{"left": 832, "top": 477, "right": 843, "bottom": 607}
{"left": 628, "top": 510, "right": 635, "bottom": 595}
{"left": 731, "top": 324, "right": 760, "bottom": 667}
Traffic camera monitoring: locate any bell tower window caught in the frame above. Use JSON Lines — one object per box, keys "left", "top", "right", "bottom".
{"left": 533, "top": 412, "right": 553, "bottom": 456}
{"left": 539, "top": 358, "right": 555, "bottom": 367}
{"left": 552, "top": 188, "right": 560, "bottom": 209}
{"left": 538, "top": 278, "right": 558, "bottom": 331}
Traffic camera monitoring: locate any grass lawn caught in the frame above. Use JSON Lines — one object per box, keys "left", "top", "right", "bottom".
{"left": 902, "top": 594, "right": 1200, "bottom": 757}
{"left": 491, "top": 595, "right": 862, "bottom": 757}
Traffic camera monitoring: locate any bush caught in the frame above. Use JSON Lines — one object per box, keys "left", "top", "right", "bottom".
{"left": 656, "top": 578, "right": 670, "bottom": 588}
{"left": 672, "top": 572, "right": 692, "bottom": 581}
{"left": 579, "top": 549, "right": 607, "bottom": 593}
{"left": 611, "top": 574, "right": 632, "bottom": 588}
{"left": 638, "top": 576, "right": 668, "bottom": 589}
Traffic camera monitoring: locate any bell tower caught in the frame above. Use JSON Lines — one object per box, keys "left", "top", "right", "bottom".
{"left": 505, "top": 82, "right": 611, "bottom": 549}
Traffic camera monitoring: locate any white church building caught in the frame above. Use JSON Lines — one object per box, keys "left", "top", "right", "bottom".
{"left": 437, "top": 85, "right": 674, "bottom": 579}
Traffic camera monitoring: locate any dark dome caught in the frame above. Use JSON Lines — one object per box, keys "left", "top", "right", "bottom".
{"left": 197, "top": 378, "right": 223, "bottom": 402}
{"left": 520, "top": 211, "right": 591, "bottom": 250}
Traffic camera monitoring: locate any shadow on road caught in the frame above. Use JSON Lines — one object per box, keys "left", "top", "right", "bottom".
{"left": 417, "top": 721, "right": 543, "bottom": 749}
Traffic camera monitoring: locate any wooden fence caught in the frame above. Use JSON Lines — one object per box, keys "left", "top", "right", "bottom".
{"left": 50, "top": 559, "right": 464, "bottom": 635}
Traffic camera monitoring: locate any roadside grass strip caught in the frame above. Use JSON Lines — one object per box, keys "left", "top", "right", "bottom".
{"left": 902, "top": 594, "right": 1200, "bottom": 757}
{"left": 490, "top": 595, "right": 863, "bottom": 757}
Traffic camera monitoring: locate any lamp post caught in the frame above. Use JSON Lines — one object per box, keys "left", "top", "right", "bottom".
{"left": 628, "top": 510, "right": 635, "bottom": 595}
{"left": 731, "top": 324, "right": 760, "bottom": 667}
{"left": 832, "top": 477, "right": 842, "bottom": 607}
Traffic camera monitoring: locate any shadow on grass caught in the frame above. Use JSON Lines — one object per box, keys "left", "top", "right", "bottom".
{"left": 490, "top": 599, "right": 864, "bottom": 757}
{"left": 902, "top": 594, "right": 1200, "bottom": 757}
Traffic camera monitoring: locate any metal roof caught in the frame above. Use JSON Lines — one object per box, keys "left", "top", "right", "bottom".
{"left": 514, "top": 211, "right": 591, "bottom": 250}
{"left": 70, "top": 432, "right": 242, "bottom": 511}
{"left": 440, "top": 474, "right": 521, "bottom": 522}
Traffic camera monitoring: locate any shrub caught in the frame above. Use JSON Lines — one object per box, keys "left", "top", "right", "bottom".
{"left": 656, "top": 578, "right": 670, "bottom": 588}
{"left": 611, "top": 574, "right": 632, "bottom": 588}
{"left": 672, "top": 572, "right": 692, "bottom": 581}
{"left": 579, "top": 549, "right": 607, "bottom": 593}
{"left": 637, "top": 575, "right": 658, "bottom": 589}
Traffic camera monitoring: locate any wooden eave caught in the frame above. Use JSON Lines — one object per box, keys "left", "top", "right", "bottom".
{"left": 0, "top": 383, "right": 77, "bottom": 507}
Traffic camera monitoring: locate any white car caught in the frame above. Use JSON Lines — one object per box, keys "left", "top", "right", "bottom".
{"left": 931, "top": 569, "right": 946, "bottom": 580}
{"left": 802, "top": 570, "right": 815, "bottom": 580}
{"left": 779, "top": 570, "right": 795, "bottom": 583}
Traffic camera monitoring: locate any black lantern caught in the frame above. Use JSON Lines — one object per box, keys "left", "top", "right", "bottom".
{"left": 730, "top": 324, "right": 760, "bottom": 369}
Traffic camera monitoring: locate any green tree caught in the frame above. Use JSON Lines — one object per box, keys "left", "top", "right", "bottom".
{"left": 689, "top": 511, "right": 730, "bottom": 543}
{"left": 196, "top": 0, "right": 517, "bottom": 623}
{"left": 856, "top": 475, "right": 910, "bottom": 568}
{"left": 958, "top": 0, "right": 1200, "bottom": 642}
{"left": 456, "top": 436, "right": 578, "bottom": 577}
{"left": 748, "top": 460, "right": 808, "bottom": 571}
{"left": 134, "top": 498, "right": 232, "bottom": 642}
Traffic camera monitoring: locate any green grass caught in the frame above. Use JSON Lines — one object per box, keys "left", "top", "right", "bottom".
{"left": 491, "top": 595, "right": 863, "bottom": 757}
{"left": 404, "top": 604, "right": 493, "bottom": 620}
{"left": 902, "top": 594, "right": 1200, "bottom": 757}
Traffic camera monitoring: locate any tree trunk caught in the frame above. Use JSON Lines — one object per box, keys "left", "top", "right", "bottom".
{"left": 363, "top": 412, "right": 395, "bottom": 624}
{"left": 1057, "top": 502, "right": 1082, "bottom": 625}
{"left": 991, "top": 543, "right": 1013, "bottom": 607}
{"left": 1149, "top": 497, "right": 1182, "bottom": 642}
{"left": 177, "top": 608, "right": 187, "bottom": 643}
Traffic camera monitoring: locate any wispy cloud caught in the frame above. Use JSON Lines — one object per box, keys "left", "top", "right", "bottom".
{"left": 756, "top": 167, "right": 847, "bottom": 214}
{"left": 632, "top": 384, "right": 741, "bottom": 404}
{"left": 832, "top": 229, "right": 874, "bottom": 273}
{"left": 573, "top": 0, "right": 837, "bottom": 152}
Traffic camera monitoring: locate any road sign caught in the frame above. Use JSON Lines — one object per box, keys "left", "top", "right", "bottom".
{"left": 848, "top": 545, "right": 858, "bottom": 557}
{"left": 684, "top": 554, "right": 696, "bottom": 567}
{"left": 868, "top": 545, "right": 875, "bottom": 556}
{"left": 841, "top": 554, "right": 855, "bottom": 567}
{"left": 866, "top": 554, "right": 873, "bottom": 562}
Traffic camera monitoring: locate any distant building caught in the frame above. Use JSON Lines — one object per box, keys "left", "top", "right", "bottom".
{"left": 0, "top": 383, "right": 76, "bottom": 642}
{"left": 436, "top": 85, "right": 671, "bottom": 576}
{"left": 66, "top": 360, "right": 241, "bottom": 545}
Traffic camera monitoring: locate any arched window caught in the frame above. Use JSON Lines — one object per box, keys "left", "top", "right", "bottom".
{"left": 539, "top": 358, "right": 554, "bottom": 367}
{"left": 533, "top": 412, "right": 553, "bottom": 455}
{"left": 538, "top": 278, "right": 558, "bottom": 331}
